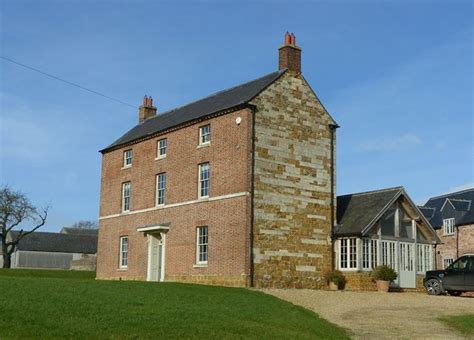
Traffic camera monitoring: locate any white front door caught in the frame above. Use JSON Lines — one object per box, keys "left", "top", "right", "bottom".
{"left": 147, "top": 234, "right": 165, "bottom": 282}
{"left": 399, "top": 242, "right": 416, "bottom": 288}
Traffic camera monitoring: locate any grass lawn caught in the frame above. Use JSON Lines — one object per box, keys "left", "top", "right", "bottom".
{"left": 0, "top": 269, "right": 348, "bottom": 339}
{"left": 440, "top": 314, "right": 474, "bottom": 336}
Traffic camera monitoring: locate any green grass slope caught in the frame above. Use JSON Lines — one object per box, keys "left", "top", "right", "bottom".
{"left": 441, "top": 314, "right": 474, "bottom": 336}
{"left": 0, "top": 269, "right": 347, "bottom": 339}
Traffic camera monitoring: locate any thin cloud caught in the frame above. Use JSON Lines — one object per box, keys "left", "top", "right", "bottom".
{"left": 418, "top": 182, "right": 474, "bottom": 204}
{"left": 446, "top": 182, "right": 474, "bottom": 194}
{"left": 0, "top": 93, "right": 52, "bottom": 164}
{"left": 357, "top": 133, "right": 422, "bottom": 152}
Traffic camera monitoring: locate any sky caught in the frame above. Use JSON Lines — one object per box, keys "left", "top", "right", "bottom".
{"left": 0, "top": 0, "right": 473, "bottom": 232}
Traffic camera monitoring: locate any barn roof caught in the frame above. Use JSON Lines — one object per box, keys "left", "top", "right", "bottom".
{"left": 10, "top": 231, "right": 97, "bottom": 254}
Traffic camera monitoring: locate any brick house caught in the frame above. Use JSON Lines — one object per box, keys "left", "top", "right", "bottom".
{"left": 419, "top": 188, "right": 474, "bottom": 269}
{"left": 97, "top": 33, "right": 337, "bottom": 288}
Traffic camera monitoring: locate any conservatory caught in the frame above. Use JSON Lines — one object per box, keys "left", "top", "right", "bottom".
{"left": 335, "top": 187, "right": 440, "bottom": 289}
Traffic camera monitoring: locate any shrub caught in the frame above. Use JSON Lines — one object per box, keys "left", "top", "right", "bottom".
{"left": 324, "top": 270, "right": 347, "bottom": 289}
{"left": 371, "top": 265, "right": 397, "bottom": 282}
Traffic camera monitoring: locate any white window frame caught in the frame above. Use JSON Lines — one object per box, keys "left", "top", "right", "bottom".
{"left": 198, "top": 163, "right": 210, "bottom": 198}
{"left": 199, "top": 124, "right": 211, "bottom": 146}
{"left": 122, "top": 182, "right": 131, "bottom": 212}
{"left": 338, "top": 237, "right": 358, "bottom": 270}
{"left": 119, "top": 236, "right": 129, "bottom": 269}
{"left": 156, "top": 173, "right": 166, "bottom": 206}
{"left": 157, "top": 138, "right": 167, "bottom": 159}
{"left": 123, "top": 149, "right": 133, "bottom": 167}
{"left": 380, "top": 240, "right": 398, "bottom": 271}
{"left": 196, "top": 226, "right": 208, "bottom": 265}
{"left": 417, "top": 244, "right": 433, "bottom": 274}
{"left": 362, "top": 239, "right": 378, "bottom": 270}
{"left": 443, "top": 218, "right": 455, "bottom": 236}
{"left": 443, "top": 257, "right": 454, "bottom": 269}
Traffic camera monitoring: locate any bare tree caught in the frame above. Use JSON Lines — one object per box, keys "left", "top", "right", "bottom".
{"left": 0, "top": 186, "right": 48, "bottom": 268}
{"left": 70, "top": 220, "right": 98, "bottom": 230}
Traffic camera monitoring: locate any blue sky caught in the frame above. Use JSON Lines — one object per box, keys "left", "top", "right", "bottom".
{"left": 1, "top": 1, "right": 472, "bottom": 232}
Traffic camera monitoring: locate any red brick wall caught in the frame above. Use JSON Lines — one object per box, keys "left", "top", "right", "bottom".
{"left": 459, "top": 224, "right": 474, "bottom": 256}
{"left": 97, "top": 108, "right": 253, "bottom": 285}
{"left": 435, "top": 224, "right": 474, "bottom": 268}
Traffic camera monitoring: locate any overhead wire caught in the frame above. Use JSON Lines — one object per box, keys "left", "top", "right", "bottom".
{"left": 0, "top": 55, "right": 137, "bottom": 108}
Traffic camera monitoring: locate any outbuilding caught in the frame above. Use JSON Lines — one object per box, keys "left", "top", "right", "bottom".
{"left": 335, "top": 187, "right": 441, "bottom": 290}
{"left": 1, "top": 231, "right": 97, "bottom": 270}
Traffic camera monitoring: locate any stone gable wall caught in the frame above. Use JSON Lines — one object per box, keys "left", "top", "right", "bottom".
{"left": 250, "top": 71, "right": 336, "bottom": 288}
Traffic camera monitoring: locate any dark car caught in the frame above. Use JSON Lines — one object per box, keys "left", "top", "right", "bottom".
{"left": 424, "top": 254, "right": 474, "bottom": 296}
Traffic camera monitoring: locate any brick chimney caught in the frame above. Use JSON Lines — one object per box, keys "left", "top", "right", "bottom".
{"left": 279, "top": 32, "right": 301, "bottom": 73}
{"left": 138, "top": 95, "right": 157, "bottom": 123}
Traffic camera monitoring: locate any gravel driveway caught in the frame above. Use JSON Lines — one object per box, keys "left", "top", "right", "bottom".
{"left": 263, "top": 289, "right": 474, "bottom": 339}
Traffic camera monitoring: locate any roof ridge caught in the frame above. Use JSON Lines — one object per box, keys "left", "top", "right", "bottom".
{"left": 338, "top": 186, "right": 404, "bottom": 198}
{"left": 140, "top": 69, "right": 286, "bottom": 125}
{"left": 10, "top": 230, "right": 96, "bottom": 237}
{"left": 427, "top": 187, "right": 474, "bottom": 201}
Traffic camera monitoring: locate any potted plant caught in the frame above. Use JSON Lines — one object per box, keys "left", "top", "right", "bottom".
{"left": 371, "top": 265, "right": 397, "bottom": 292}
{"left": 324, "top": 270, "right": 346, "bottom": 291}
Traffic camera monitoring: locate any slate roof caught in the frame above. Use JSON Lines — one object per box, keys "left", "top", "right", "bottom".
{"left": 417, "top": 206, "right": 436, "bottom": 219}
{"left": 336, "top": 187, "right": 403, "bottom": 236}
{"left": 421, "top": 188, "right": 474, "bottom": 228}
{"left": 10, "top": 231, "right": 98, "bottom": 254}
{"left": 448, "top": 199, "right": 471, "bottom": 211}
{"left": 101, "top": 69, "right": 287, "bottom": 153}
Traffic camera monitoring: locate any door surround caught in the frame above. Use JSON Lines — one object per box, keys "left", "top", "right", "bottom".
{"left": 147, "top": 233, "right": 166, "bottom": 282}
{"left": 137, "top": 225, "right": 169, "bottom": 282}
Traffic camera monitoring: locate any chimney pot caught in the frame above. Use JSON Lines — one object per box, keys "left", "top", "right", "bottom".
{"left": 139, "top": 95, "right": 157, "bottom": 123}
{"left": 279, "top": 32, "right": 301, "bottom": 73}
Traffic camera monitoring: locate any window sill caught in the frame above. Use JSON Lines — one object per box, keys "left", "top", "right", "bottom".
{"left": 443, "top": 233, "right": 455, "bottom": 236}
{"left": 155, "top": 155, "right": 167, "bottom": 160}
{"left": 198, "top": 196, "right": 209, "bottom": 201}
{"left": 122, "top": 210, "right": 131, "bottom": 215}
{"left": 197, "top": 143, "right": 210, "bottom": 149}
{"left": 121, "top": 165, "right": 132, "bottom": 170}
{"left": 193, "top": 263, "right": 208, "bottom": 268}
{"left": 156, "top": 204, "right": 165, "bottom": 208}
{"left": 117, "top": 268, "right": 128, "bottom": 272}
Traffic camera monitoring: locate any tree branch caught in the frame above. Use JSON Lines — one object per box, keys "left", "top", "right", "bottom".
{"left": 6, "top": 207, "right": 49, "bottom": 247}
{"left": 0, "top": 186, "right": 49, "bottom": 259}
